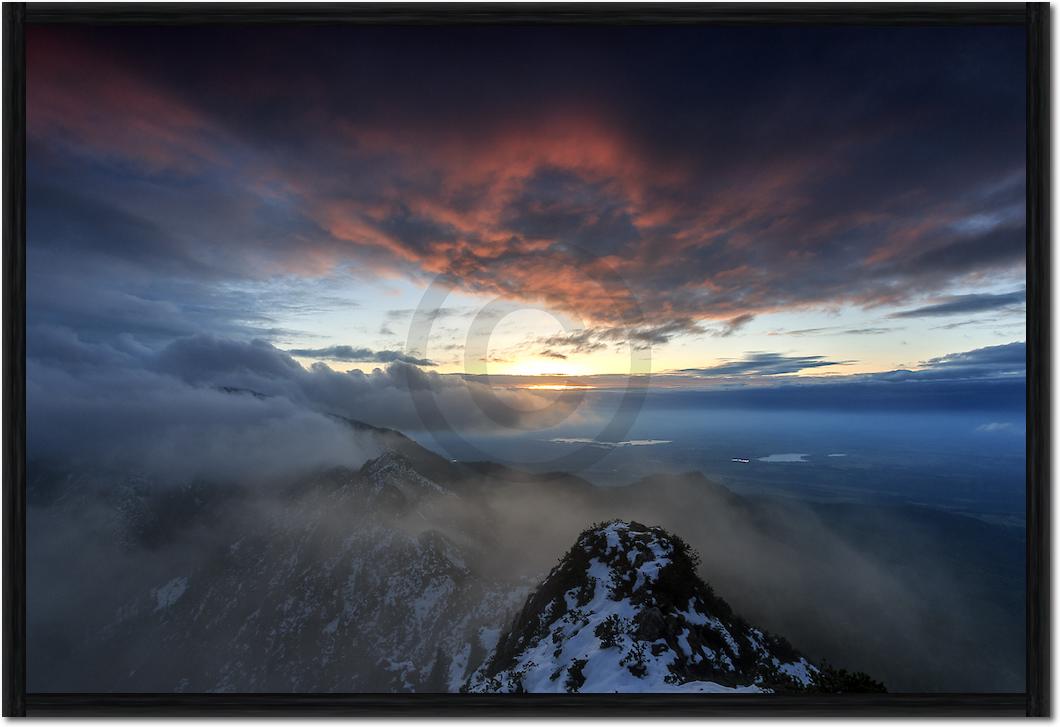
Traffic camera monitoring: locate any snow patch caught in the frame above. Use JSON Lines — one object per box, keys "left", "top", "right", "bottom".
{"left": 153, "top": 576, "right": 188, "bottom": 611}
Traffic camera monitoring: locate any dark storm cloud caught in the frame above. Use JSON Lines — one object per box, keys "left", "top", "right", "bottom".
{"left": 152, "top": 335, "right": 561, "bottom": 431}
{"left": 26, "top": 171, "right": 360, "bottom": 346}
{"left": 539, "top": 319, "right": 707, "bottom": 354}
{"left": 661, "top": 341, "right": 1021, "bottom": 386}
{"left": 28, "top": 340, "right": 376, "bottom": 486}
{"left": 643, "top": 378, "right": 1025, "bottom": 414}
{"left": 286, "top": 345, "right": 435, "bottom": 367}
{"left": 777, "top": 326, "right": 893, "bottom": 337}
{"left": 26, "top": 24, "right": 1026, "bottom": 342}
{"left": 641, "top": 341, "right": 1026, "bottom": 411}
{"left": 461, "top": 340, "right": 1026, "bottom": 405}
{"left": 676, "top": 352, "right": 853, "bottom": 377}
{"left": 26, "top": 329, "right": 568, "bottom": 484}
{"left": 778, "top": 327, "right": 832, "bottom": 337}
{"left": 628, "top": 319, "right": 708, "bottom": 345}
{"left": 871, "top": 341, "right": 1025, "bottom": 382}
{"left": 28, "top": 183, "right": 217, "bottom": 278}
{"left": 712, "top": 313, "right": 755, "bottom": 337}
{"left": 889, "top": 289, "right": 1026, "bottom": 318}
{"left": 842, "top": 327, "right": 893, "bottom": 336}
{"left": 539, "top": 330, "right": 608, "bottom": 355}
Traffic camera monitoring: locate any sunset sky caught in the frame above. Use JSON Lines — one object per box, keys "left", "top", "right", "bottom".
{"left": 27, "top": 24, "right": 1026, "bottom": 389}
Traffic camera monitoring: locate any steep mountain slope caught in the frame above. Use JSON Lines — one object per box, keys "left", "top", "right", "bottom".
{"left": 34, "top": 451, "right": 529, "bottom": 692}
{"left": 466, "top": 520, "right": 862, "bottom": 694}
{"left": 28, "top": 418, "right": 892, "bottom": 693}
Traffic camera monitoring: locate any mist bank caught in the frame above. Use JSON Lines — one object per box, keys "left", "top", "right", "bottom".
{"left": 27, "top": 417, "right": 1024, "bottom": 694}
{"left": 26, "top": 332, "right": 1025, "bottom": 693}
{"left": 27, "top": 330, "right": 578, "bottom": 485}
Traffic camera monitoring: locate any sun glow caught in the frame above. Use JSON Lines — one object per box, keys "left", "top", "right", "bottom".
{"left": 523, "top": 383, "right": 596, "bottom": 391}
{"left": 498, "top": 358, "right": 591, "bottom": 377}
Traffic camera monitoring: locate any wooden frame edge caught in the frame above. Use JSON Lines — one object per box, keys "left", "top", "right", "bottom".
{"left": 2, "top": 2, "right": 1048, "bottom": 717}
{"left": 21, "top": 692, "right": 1030, "bottom": 717}
{"left": 3, "top": 1, "right": 27, "bottom": 719}
{"left": 21, "top": 2, "right": 1030, "bottom": 25}
{"left": 1026, "top": 0, "right": 1051, "bottom": 719}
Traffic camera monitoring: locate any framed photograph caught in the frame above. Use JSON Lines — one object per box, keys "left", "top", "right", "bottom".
{"left": 3, "top": 2, "right": 1048, "bottom": 717}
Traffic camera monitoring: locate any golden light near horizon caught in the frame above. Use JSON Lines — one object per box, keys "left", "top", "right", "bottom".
{"left": 523, "top": 383, "right": 596, "bottom": 391}
{"left": 460, "top": 306, "right": 616, "bottom": 378}
{"left": 499, "top": 358, "right": 592, "bottom": 378}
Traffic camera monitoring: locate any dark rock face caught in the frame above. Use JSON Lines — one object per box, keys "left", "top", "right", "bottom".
{"left": 634, "top": 606, "right": 668, "bottom": 642}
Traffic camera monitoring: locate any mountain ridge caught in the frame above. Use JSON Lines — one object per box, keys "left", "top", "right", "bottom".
{"left": 34, "top": 417, "right": 995, "bottom": 692}
{"left": 464, "top": 520, "right": 882, "bottom": 693}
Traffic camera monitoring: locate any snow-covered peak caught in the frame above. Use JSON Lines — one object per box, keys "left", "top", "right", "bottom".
{"left": 465, "top": 520, "right": 825, "bottom": 694}
{"left": 359, "top": 451, "right": 446, "bottom": 499}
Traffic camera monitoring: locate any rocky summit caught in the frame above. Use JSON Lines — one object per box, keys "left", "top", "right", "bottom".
{"left": 465, "top": 520, "right": 868, "bottom": 694}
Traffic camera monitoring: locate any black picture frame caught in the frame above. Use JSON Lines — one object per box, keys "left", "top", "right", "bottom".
{"left": 1, "top": 2, "right": 1049, "bottom": 717}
